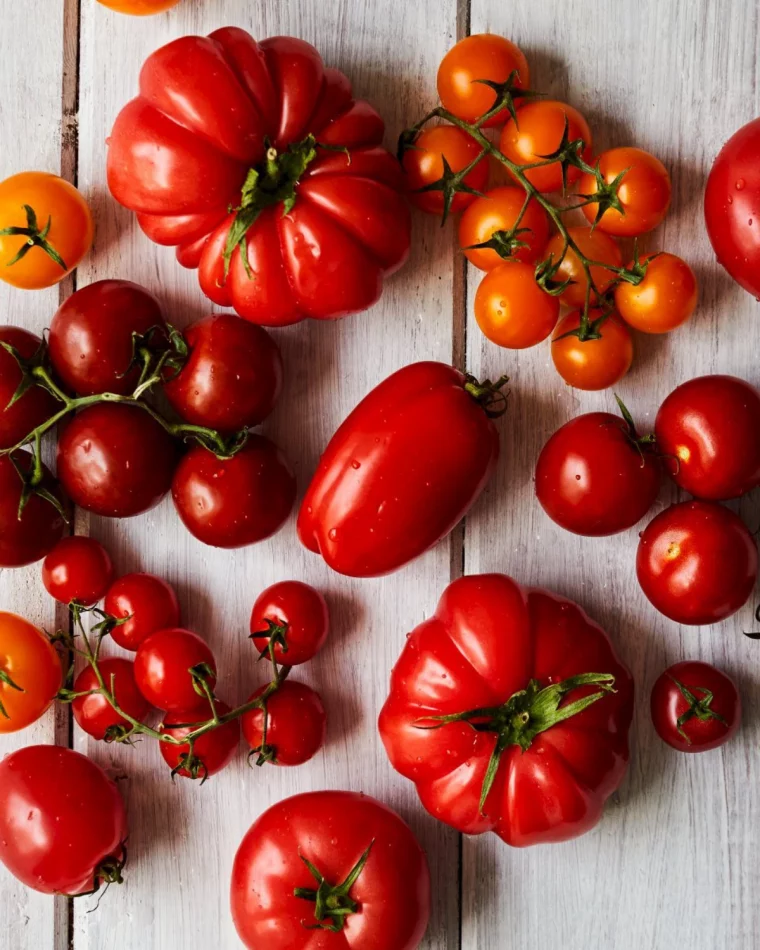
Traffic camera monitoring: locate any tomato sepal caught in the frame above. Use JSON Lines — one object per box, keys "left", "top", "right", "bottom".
{"left": 0, "top": 668, "right": 24, "bottom": 719}
{"left": 463, "top": 372, "right": 510, "bottom": 418}
{"left": 294, "top": 840, "right": 374, "bottom": 932}
{"left": 0, "top": 204, "right": 67, "bottom": 272}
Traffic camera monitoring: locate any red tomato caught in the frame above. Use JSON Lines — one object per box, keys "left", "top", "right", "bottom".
{"left": 134, "top": 627, "right": 217, "bottom": 713}
{"left": 402, "top": 125, "right": 488, "bottom": 215}
{"left": 536, "top": 411, "right": 661, "bottom": 536}
{"left": 473, "top": 261, "right": 559, "bottom": 348}
{"left": 159, "top": 701, "right": 240, "bottom": 780}
{"left": 580, "top": 147, "right": 671, "bottom": 236}
{"left": 57, "top": 403, "right": 177, "bottom": 518}
{"left": 231, "top": 790, "right": 430, "bottom": 950}
{"left": 72, "top": 657, "right": 152, "bottom": 741}
{"left": 704, "top": 117, "right": 760, "bottom": 298}
{"left": 104, "top": 572, "right": 181, "bottom": 651}
{"left": 651, "top": 661, "right": 740, "bottom": 752}
{"left": 107, "top": 30, "right": 410, "bottom": 325}
{"left": 655, "top": 375, "right": 760, "bottom": 500}
{"left": 298, "top": 362, "right": 501, "bottom": 577}
{"left": 0, "top": 326, "right": 57, "bottom": 449}
{"left": 0, "top": 451, "right": 66, "bottom": 568}
{"left": 544, "top": 226, "right": 622, "bottom": 307}
{"left": 41, "top": 536, "right": 113, "bottom": 606}
{"left": 636, "top": 501, "right": 758, "bottom": 625}
{"left": 249, "top": 580, "right": 329, "bottom": 665}
{"left": 552, "top": 311, "right": 633, "bottom": 391}
{"left": 614, "top": 253, "right": 698, "bottom": 333}
{"left": 241, "top": 680, "right": 326, "bottom": 766}
{"left": 379, "top": 574, "right": 633, "bottom": 846}
{"left": 0, "top": 746, "right": 127, "bottom": 895}
{"left": 0, "top": 612, "right": 61, "bottom": 733}
{"left": 459, "top": 187, "right": 550, "bottom": 270}
{"left": 172, "top": 436, "right": 295, "bottom": 549}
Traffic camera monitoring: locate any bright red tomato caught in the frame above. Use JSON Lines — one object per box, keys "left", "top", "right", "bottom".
{"left": 544, "top": 226, "right": 622, "bottom": 308}
{"left": 104, "top": 572, "right": 181, "bottom": 651}
{"left": 159, "top": 701, "right": 240, "bottom": 780}
{"left": 134, "top": 627, "right": 217, "bottom": 713}
{"left": 551, "top": 311, "right": 633, "bottom": 391}
{"left": 241, "top": 680, "right": 326, "bottom": 766}
{"left": 379, "top": 574, "right": 633, "bottom": 846}
{"left": 0, "top": 612, "right": 61, "bottom": 733}
{"left": 107, "top": 29, "right": 410, "bottom": 325}
{"left": 459, "top": 187, "right": 550, "bottom": 270}
{"left": 41, "top": 536, "right": 113, "bottom": 606}
{"left": 402, "top": 125, "right": 488, "bottom": 215}
{"left": 473, "top": 261, "right": 559, "bottom": 348}
{"left": 72, "top": 657, "right": 152, "bottom": 741}
{"left": 0, "top": 326, "right": 57, "bottom": 449}
{"left": 298, "top": 362, "right": 501, "bottom": 577}
{"left": 0, "top": 451, "right": 66, "bottom": 568}
{"left": 614, "top": 252, "right": 698, "bottom": 333}
{"left": 231, "top": 790, "right": 430, "bottom": 950}
{"left": 580, "top": 147, "right": 671, "bottom": 236}
{"left": 0, "top": 746, "right": 127, "bottom": 895}
{"left": 636, "top": 501, "right": 758, "bottom": 625}
{"left": 651, "top": 661, "right": 740, "bottom": 752}
{"left": 249, "top": 580, "right": 329, "bottom": 665}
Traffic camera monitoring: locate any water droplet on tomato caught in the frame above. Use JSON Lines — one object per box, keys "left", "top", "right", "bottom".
{"left": 328, "top": 528, "right": 338, "bottom": 541}
{"left": 351, "top": 460, "right": 360, "bottom": 469}
{"left": 736, "top": 178, "right": 746, "bottom": 190}
{"left": 728, "top": 195, "right": 733, "bottom": 204}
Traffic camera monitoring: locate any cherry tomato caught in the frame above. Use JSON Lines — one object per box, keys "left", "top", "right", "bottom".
{"left": 651, "top": 661, "right": 740, "bottom": 753}
{"left": 437, "top": 34, "right": 530, "bottom": 126}
{"left": 104, "top": 572, "right": 181, "bottom": 651}
{"left": 614, "top": 253, "right": 698, "bottom": 333}
{"left": 544, "top": 226, "right": 622, "bottom": 307}
{"left": 97, "top": 0, "right": 181, "bottom": 12}
{"left": 580, "top": 147, "right": 671, "bottom": 236}
{"left": 72, "top": 658, "right": 152, "bottom": 741}
{"left": 474, "top": 261, "right": 558, "bottom": 348}
{"left": 0, "top": 451, "right": 66, "bottom": 568}
{"left": 654, "top": 375, "right": 760, "bottom": 500}
{"left": 636, "top": 501, "right": 758, "bottom": 625}
{"left": 0, "top": 612, "right": 61, "bottom": 733}
{"left": 159, "top": 701, "right": 240, "bottom": 780}
{"left": 249, "top": 581, "right": 329, "bottom": 665}
{"left": 499, "top": 101, "right": 592, "bottom": 192}
{"left": 57, "top": 403, "right": 177, "bottom": 518}
{"left": 134, "top": 627, "right": 217, "bottom": 713}
{"left": 551, "top": 310, "right": 633, "bottom": 391}
{"left": 402, "top": 125, "right": 488, "bottom": 215}
{"left": 241, "top": 680, "right": 326, "bottom": 766}
{"left": 458, "top": 186, "right": 550, "bottom": 270}
{"left": 41, "top": 536, "right": 113, "bottom": 606}
{"left": 0, "top": 326, "right": 57, "bottom": 449}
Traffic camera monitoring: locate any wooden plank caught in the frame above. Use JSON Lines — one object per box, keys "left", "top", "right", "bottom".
{"left": 463, "top": 2, "right": 760, "bottom": 948}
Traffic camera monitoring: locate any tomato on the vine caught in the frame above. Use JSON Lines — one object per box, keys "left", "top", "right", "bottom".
{"left": 459, "top": 187, "right": 549, "bottom": 270}
{"left": 0, "top": 612, "right": 61, "bottom": 733}
{"left": 651, "top": 661, "right": 740, "bottom": 753}
{"left": 0, "top": 452, "right": 66, "bottom": 568}
{"left": 249, "top": 581, "right": 329, "bottom": 665}
{"left": 41, "top": 536, "right": 114, "bottom": 606}
{"left": 551, "top": 311, "right": 632, "bottom": 391}
{"left": 241, "top": 680, "right": 326, "bottom": 766}
{"left": 159, "top": 701, "right": 240, "bottom": 780}
{"left": 403, "top": 125, "right": 488, "bottom": 215}
{"left": 544, "top": 226, "right": 622, "bottom": 308}
{"left": 97, "top": 0, "right": 181, "bottom": 12}
{"left": 580, "top": 147, "right": 671, "bottom": 236}
{"left": 72, "top": 658, "right": 152, "bottom": 741}
{"left": 0, "top": 326, "right": 57, "bottom": 449}
{"left": 474, "top": 261, "right": 559, "bottom": 348}
{"left": 105, "top": 572, "right": 181, "bottom": 651}
{"left": 134, "top": 627, "right": 217, "bottom": 713}
{"left": 614, "top": 253, "right": 698, "bottom": 333}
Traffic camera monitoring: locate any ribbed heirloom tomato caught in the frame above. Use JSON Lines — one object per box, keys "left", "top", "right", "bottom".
{"left": 0, "top": 612, "right": 61, "bottom": 733}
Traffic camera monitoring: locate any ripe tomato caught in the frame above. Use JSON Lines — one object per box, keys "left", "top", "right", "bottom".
{"left": 654, "top": 375, "right": 760, "bottom": 500}
{"left": 544, "top": 226, "right": 622, "bottom": 307}
{"left": 298, "top": 362, "right": 501, "bottom": 577}
{"left": 615, "top": 253, "right": 698, "bottom": 333}
{"left": 379, "top": 574, "right": 633, "bottom": 846}
{"left": 459, "top": 187, "right": 549, "bottom": 270}
{"left": 0, "top": 612, "right": 61, "bottom": 733}
{"left": 0, "top": 326, "right": 57, "bottom": 449}
{"left": 437, "top": 34, "right": 530, "bottom": 126}
{"left": 241, "top": 680, "right": 326, "bottom": 766}
{"left": 163, "top": 313, "right": 282, "bottom": 432}
{"left": 651, "top": 661, "right": 740, "bottom": 753}
{"left": 134, "top": 627, "right": 216, "bottom": 713}
{"left": 104, "top": 572, "right": 181, "bottom": 651}
{"left": 249, "top": 580, "right": 329, "bottom": 665}
{"left": 551, "top": 311, "right": 633, "bottom": 391}
{"left": 636, "top": 501, "right": 757, "bottom": 625}
{"left": 0, "top": 746, "right": 127, "bottom": 895}
{"left": 49, "top": 280, "right": 166, "bottom": 396}
{"left": 41, "top": 536, "right": 113, "bottom": 606}
{"left": 172, "top": 436, "right": 296, "bottom": 549}
{"left": 499, "top": 101, "right": 592, "bottom": 192}
{"left": 97, "top": 0, "right": 181, "bottom": 12}
{"left": 159, "top": 701, "right": 240, "bottom": 780}
{"left": 57, "top": 403, "right": 177, "bottom": 518}
{"left": 402, "top": 125, "right": 488, "bottom": 215}
{"left": 0, "top": 452, "right": 66, "bottom": 568}
{"left": 231, "top": 790, "right": 430, "bottom": 950}
{"left": 580, "top": 147, "right": 671, "bottom": 236}
{"left": 72, "top": 657, "right": 152, "bottom": 741}
{"left": 108, "top": 30, "right": 410, "bottom": 325}
{"left": 474, "top": 261, "right": 559, "bottom": 348}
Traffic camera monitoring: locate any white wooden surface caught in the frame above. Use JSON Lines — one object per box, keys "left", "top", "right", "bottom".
{"left": 1, "top": 0, "right": 759, "bottom": 948}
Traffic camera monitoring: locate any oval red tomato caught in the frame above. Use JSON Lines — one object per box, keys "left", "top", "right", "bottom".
{"left": 0, "top": 612, "right": 62, "bottom": 733}
{"left": 0, "top": 326, "right": 57, "bottom": 449}
{"left": 104, "top": 572, "right": 181, "bottom": 651}
{"left": 0, "top": 451, "right": 66, "bottom": 568}
{"left": 249, "top": 580, "right": 329, "bottom": 665}
{"left": 159, "top": 701, "right": 240, "bottom": 780}
{"left": 72, "top": 657, "right": 152, "bottom": 741}
{"left": 241, "top": 680, "right": 326, "bottom": 766}
{"left": 42, "top": 536, "right": 114, "bottom": 606}
{"left": 134, "top": 627, "right": 217, "bottom": 713}
{"left": 651, "top": 661, "right": 740, "bottom": 752}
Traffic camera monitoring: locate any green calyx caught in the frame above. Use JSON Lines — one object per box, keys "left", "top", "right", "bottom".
{"left": 294, "top": 841, "right": 374, "bottom": 932}
{"left": 250, "top": 618, "right": 290, "bottom": 659}
{"left": 464, "top": 373, "right": 510, "bottom": 419}
{"left": 471, "top": 69, "right": 541, "bottom": 127}
{"left": 581, "top": 162, "right": 631, "bottom": 230}
{"left": 670, "top": 676, "right": 728, "bottom": 744}
{"left": 0, "top": 204, "right": 67, "bottom": 271}
{"left": 465, "top": 226, "right": 532, "bottom": 262}
{"left": 0, "top": 668, "right": 24, "bottom": 719}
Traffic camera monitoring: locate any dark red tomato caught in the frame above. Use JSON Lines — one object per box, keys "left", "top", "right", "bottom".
{"left": 249, "top": 580, "right": 329, "bottom": 665}
{"left": 651, "top": 661, "right": 740, "bottom": 753}
{"left": 104, "top": 572, "right": 181, "bottom": 651}
{"left": 0, "top": 451, "right": 66, "bottom": 568}
{"left": 241, "top": 680, "right": 326, "bottom": 766}
{"left": 0, "top": 745, "right": 127, "bottom": 895}
{"left": 536, "top": 411, "right": 661, "bottom": 536}
{"left": 41, "top": 536, "right": 114, "bottom": 606}
{"left": 134, "top": 627, "right": 217, "bottom": 712}
{"left": 108, "top": 30, "right": 410, "bottom": 325}
{"left": 655, "top": 375, "right": 760, "bottom": 500}
{"left": 163, "top": 313, "right": 282, "bottom": 432}
{"left": 231, "top": 790, "right": 430, "bottom": 950}
{"left": 172, "top": 435, "right": 295, "bottom": 549}
{"left": 704, "top": 117, "right": 760, "bottom": 298}
{"left": 636, "top": 501, "right": 758, "bottom": 625}
{"left": 379, "top": 574, "right": 633, "bottom": 846}
{"left": 159, "top": 701, "right": 240, "bottom": 780}
{"left": 0, "top": 326, "right": 57, "bottom": 449}
{"left": 57, "top": 403, "right": 177, "bottom": 517}
{"left": 298, "top": 362, "right": 501, "bottom": 577}
{"left": 72, "top": 657, "right": 152, "bottom": 741}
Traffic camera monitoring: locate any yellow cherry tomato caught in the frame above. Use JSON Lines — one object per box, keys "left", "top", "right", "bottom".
{"left": 96, "top": 0, "right": 181, "bottom": 13}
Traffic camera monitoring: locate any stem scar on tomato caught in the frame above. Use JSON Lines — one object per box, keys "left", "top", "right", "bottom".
{"left": 294, "top": 840, "right": 374, "bottom": 932}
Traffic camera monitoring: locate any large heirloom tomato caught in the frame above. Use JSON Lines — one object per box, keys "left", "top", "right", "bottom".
{"left": 107, "top": 28, "right": 410, "bottom": 326}
{"left": 379, "top": 574, "right": 634, "bottom": 846}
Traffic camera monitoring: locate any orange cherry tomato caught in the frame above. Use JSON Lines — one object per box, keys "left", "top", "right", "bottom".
{"left": 615, "top": 253, "right": 698, "bottom": 333}
{"left": 96, "top": 0, "right": 181, "bottom": 12}
{"left": 403, "top": 126, "right": 488, "bottom": 216}
{"left": 552, "top": 310, "right": 633, "bottom": 390}
{"left": 474, "top": 261, "right": 559, "bottom": 349}
{"left": 437, "top": 34, "right": 530, "bottom": 127}
{"left": 499, "top": 101, "right": 592, "bottom": 193}
{"left": 459, "top": 186, "right": 550, "bottom": 270}
{"left": 0, "top": 172, "right": 93, "bottom": 290}
{"left": 580, "top": 147, "right": 671, "bottom": 236}
{"left": 544, "top": 226, "right": 622, "bottom": 307}
{"left": 0, "top": 612, "right": 62, "bottom": 733}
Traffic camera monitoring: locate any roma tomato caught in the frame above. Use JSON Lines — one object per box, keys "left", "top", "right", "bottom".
{"left": 72, "top": 658, "right": 152, "bottom": 741}
{"left": 0, "top": 327, "right": 57, "bottom": 449}
{"left": 159, "top": 701, "right": 240, "bottom": 780}
{"left": 614, "top": 253, "right": 698, "bottom": 333}
{"left": 0, "top": 612, "right": 61, "bottom": 733}
{"left": 474, "top": 261, "right": 559, "bottom": 348}
{"left": 249, "top": 580, "right": 329, "bottom": 665}
{"left": 552, "top": 311, "right": 633, "bottom": 391}
{"left": 0, "top": 451, "right": 66, "bottom": 568}
{"left": 231, "top": 790, "right": 430, "bottom": 950}
{"left": 459, "top": 187, "right": 549, "bottom": 270}
{"left": 654, "top": 375, "right": 760, "bottom": 500}
{"left": 97, "top": 0, "right": 181, "bottom": 12}
{"left": 104, "top": 572, "right": 181, "bottom": 651}
{"left": 580, "top": 147, "right": 671, "bottom": 236}
{"left": 403, "top": 125, "right": 488, "bottom": 216}
{"left": 651, "top": 661, "right": 740, "bottom": 753}
{"left": 544, "top": 226, "right": 622, "bottom": 307}
{"left": 172, "top": 436, "right": 296, "bottom": 549}
{"left": 107, "top": 29, "right": 410, "bottom": 325}
{"left": 41, "top": 536, "right": 113, "bottom": 606}
{"left": 134, "top": 627, "right": 216, "bottom": 713}
{"left": 0, "top": 746, "right": 127, "bottom": 895}
{"left": 636, "top": 501, "right": 758, "bottom": 625}
{"left": 241, "top": 680, "right": 326, "bottom": 766}
{"left": 379, "top": 574, "right": 633, "bottom": 846}
{"left": 298, "top": 362, "right": 502, "bottom": 577}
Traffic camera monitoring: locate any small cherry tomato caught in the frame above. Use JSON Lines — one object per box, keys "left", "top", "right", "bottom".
{"left": 580, "top": 147, "right": 671, "bottom": 236}
{"left": 614, "top": 253, "right": 698, "bottom": 333}
{"left": 0, "top": 326, "right": 57, "bottom": 449}
{"left": 72, "top": 657, "right": 152, "bottom": 741}
{"left": 551, "top": 310, "right": 633, "bottom": 390}
{"left": 134, "top": 627, "right": 217, "bottom": 713}
{"left": 159, "top": 701, "right": 240, "bottom": 780}
{"left": 41, "top": 536, "right": 113, "bottom": 606}
{"left": 651, "top": 661, "right": 740, "bottom": 752}
{"left": 474, "top": 261, "right": 559, "bottom": 348}
{"left": 96, "top": 0, "right": 181, "bottom": 12}
{"left": 104, "top": 572, "right": 181, "bottom": 651}
{"left": 402, "top": 125, "right": 488, "bottom": 216}
{"left": 636, "top": 501, "right": 758, "bottom": 625}
{"left": 249, "top": 581, "right": 329, "bottom": 665}
{"left": 458, "top": 186, "right": 549, "bottom": 270}
{"left": 544, "top": 226, "right": 622, "bottom": 307}
{"left": 241, "top": 681, "right": 326, "bottom": 766}
{"left": 0, "top": 451, "right": 66, "bottom": 568}
{"left": 0, "top": 612, "right": 61, "bottom": 733}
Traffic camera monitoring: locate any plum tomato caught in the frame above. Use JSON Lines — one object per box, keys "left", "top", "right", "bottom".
{"left": 0, "top": 326, "right": 57, "bottom": 449}
{"left": 134, "top": 627, "right": 217, "bottom": 713}
{"left": 614, "top": 253, "right": 698, "bottom": 333}
{"left": 159, "top": 701, "right": 240, "bottom": 780}
{"left": 474, "top": 261, "right": 559, "bottom": 348}
{"left": 105, "top": 572, "right": 181, "bottom": 651}
{"left": 249, "top": 581, "right": 329, "bottom": 665}
{"left": 72, "top": 657, "right": 152, "bottom": 741}
{"left": 0, "top": 451, "right": 66, "bottom": 568}
{"left": 459, "top": 186, "right": 550, "bottom": 270}
{"left": 0, "top": 612, "right": 62, "bottom": 733}
{"left": 551, "top": 310, "right": 633, "bottom": 391}
{"left": 580, "top": 147, "right": 671, "bottom": 236}
{"left": 651, "top": 661, "right": 740, "bottom": 752}
{"left": 41, "top": 536, "right": 114, "bottom": 606}
{"left": 402, "top": 125, "right": 488, "bottom": 215}
{"left": 241, "top": 680, "right": 326, "bottom": 766}
{"left": 544, "top": 226, "right": 622, "bottom": 308}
